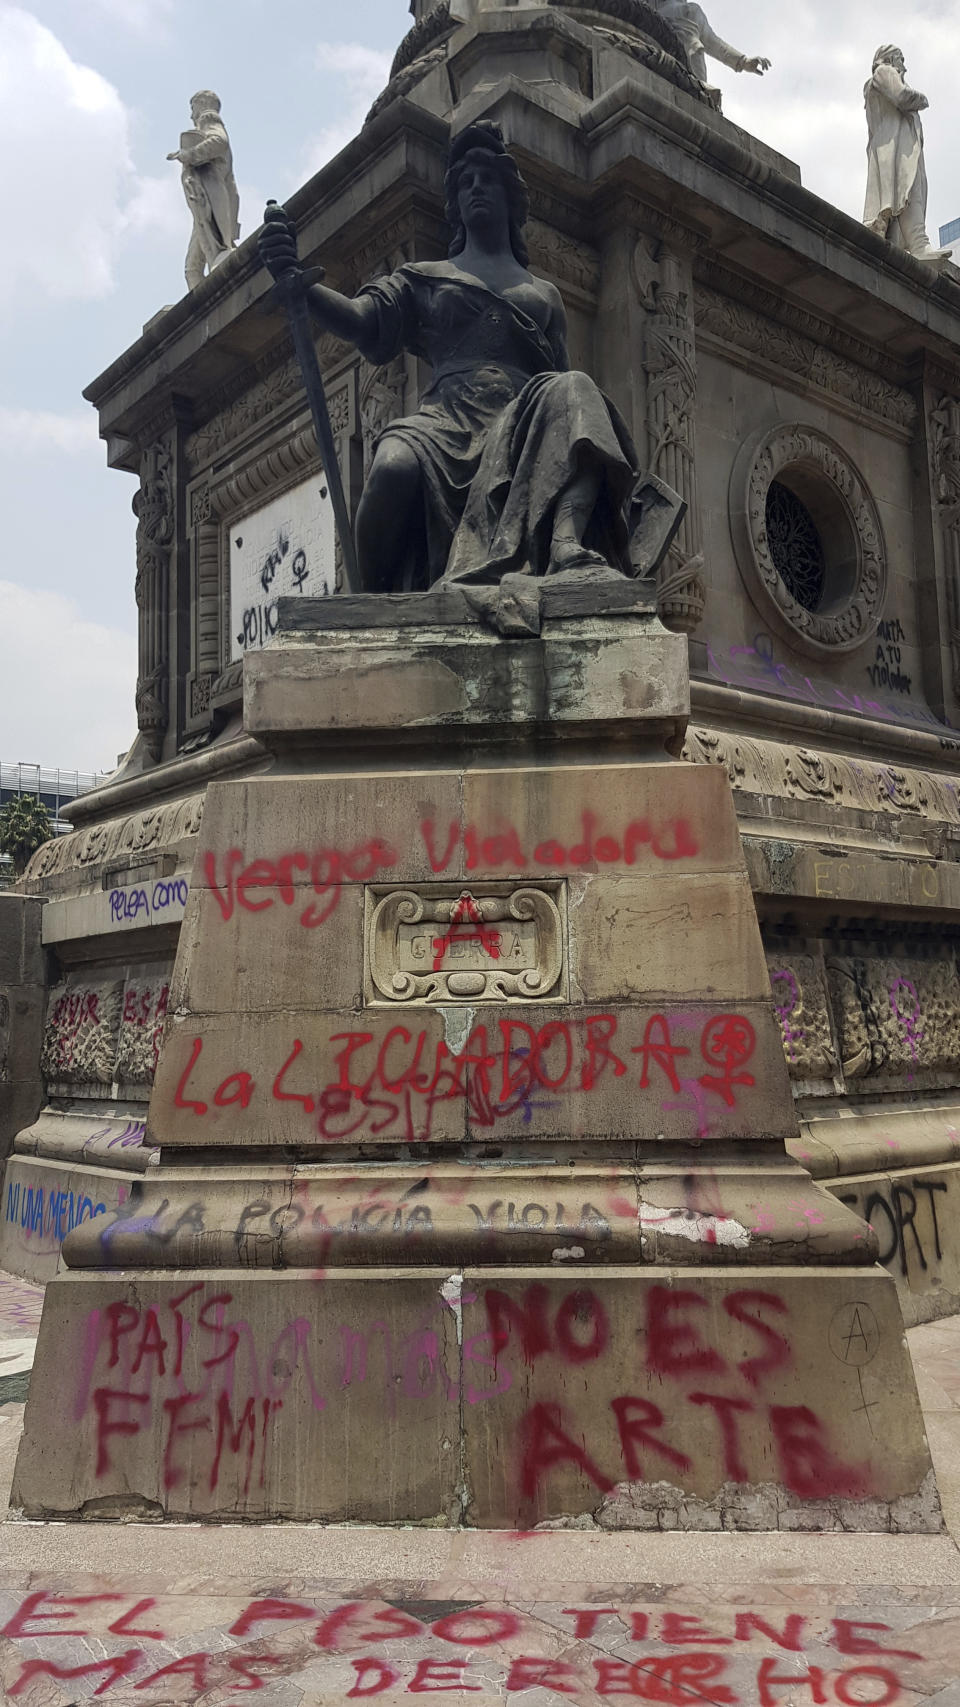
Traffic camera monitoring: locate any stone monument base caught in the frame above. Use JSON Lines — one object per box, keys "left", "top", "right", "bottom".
{"left": 12, "top": 598, "right": 940, "bottom": 1529}
{"left": 14, "top": 1265, "right": 938, "bottom": 1529}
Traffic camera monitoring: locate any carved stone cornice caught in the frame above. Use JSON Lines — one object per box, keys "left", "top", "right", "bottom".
{"left": 920, "top": 356, "right": 960, "bottom": 400}
{"left": 588, "top": 20, "right": 717, "bottom": 107}
{"left": 211, "top": 424, "right": 321, "bottom": 518}
{"left": 185, "top": 334, "right": 350, "bottom": 473}
{"left": 388, "top": 0, "right": 693, "bottom": 80}
{"left": 127, "top": 395, "right": 192, "bottom": 457}
{"left": 598, "top": 192, "right": 706, "bottom": 255}
{"left": 366, "top": 43, "right": 450, "bottom": 127}
{"left": 693, "top": 273, "right": 916, "bottom": 430}
{"left": 684, "top": 724, "right": 960, "bottom": 827}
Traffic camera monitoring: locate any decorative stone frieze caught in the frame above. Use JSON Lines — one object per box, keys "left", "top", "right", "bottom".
{"left": 41, "top": 969, "right": 174, "bottom": 1094}
{"left": 190, "top": 675, "right": 213, "bottom": 719}
{"left": 343, "top": 219, "right": 426, "bottom": 293}
{"left": 591, "top": 21, "right": 719, "bottom": 106}
{"left": 683, "top": 726, "right": 960, "bottom": 825}
{"left": 26, "top": 794, "right": 205, "bottom": 883}
{"left": 693, "top": 278, "right": 916, "bottom": 431}
{"left": 366, "top": 42, "right": 449, "bottom": 125}
{"left": 765, "top": 952, "right": 838, "bottom": 1081}
{"left": 762, "top": 944, "right": 960, "bottom": 1089}
{"left": 527, "top": 219, "right": 600, "bottom": 299}
{"left": 825, "top": 956, "right": 960, "bottom": 1081}
{"left": 116, "top": 978, "right": 171, "bottom": 1086}
{"left": 210, "top": 661, "right": 244, "bottom": 708}
{"left": 185, "top": 335, "right": 350, "bottom": 474}
{"left": 388, "top": 0, "right": 695, "bottom": 85}
{"left": 729, "top": 424, "right": 887, "bottom": 656}
{"left": 41, "top": 979, "right": 124, "bottom": 1088}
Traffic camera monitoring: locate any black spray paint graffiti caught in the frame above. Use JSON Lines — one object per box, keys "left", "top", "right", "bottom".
{"left": 867, "top": 618, "right": 911, "bottom": 695}
{"left": 839, "top": 1179, "right": 947, "bottom": 1279}
{"left": 236, "top": 525, "right": 317, "bottom": 652}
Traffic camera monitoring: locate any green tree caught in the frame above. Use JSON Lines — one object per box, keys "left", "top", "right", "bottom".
{"left": 0, "top": 794, "right": 55, "bottom": 876}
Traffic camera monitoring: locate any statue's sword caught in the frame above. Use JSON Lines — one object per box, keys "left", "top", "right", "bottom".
{"left": 264, "top": 201, "right": 359, "bottom": 593}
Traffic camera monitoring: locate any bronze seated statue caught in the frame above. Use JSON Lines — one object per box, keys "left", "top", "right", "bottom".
{"left": 259, "top": 121, "right": 682, "bottom": 595}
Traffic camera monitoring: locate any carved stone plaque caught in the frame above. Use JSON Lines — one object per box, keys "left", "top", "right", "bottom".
{"left": 366, "top": 883, "right": 566, "bottom": 1003}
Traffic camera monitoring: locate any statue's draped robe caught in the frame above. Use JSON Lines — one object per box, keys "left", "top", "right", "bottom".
{"left": 356, "top": 261, "right": 639, "bottom": 587}
{"left": 181, "top": 121, "right": 240, "bottom": 252}
{"left": 863, "top": 64, "right": 926, "bottom": 232}
{"left": 656, "top": 0, "right": 749, "bottom": 80}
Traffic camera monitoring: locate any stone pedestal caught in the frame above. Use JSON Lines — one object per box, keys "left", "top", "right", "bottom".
{"left": 13, "top": 595, "right": 940, "bottom": 1529}
{"left": 0, "top": 895, "right": 46, "bottom": 1165}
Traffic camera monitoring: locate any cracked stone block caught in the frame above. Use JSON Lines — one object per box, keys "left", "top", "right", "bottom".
{"left": 837, "top": 1499, "right": 893, "bottom": 1532}
{"left": 889, "top": 1471, "right": 944, "bottom": 1533}
{"left": 720, "top": 1486, "right": 782, "bottom": 1530}
{"left": 678, "top": 1500, "right": 723, "bottom": 1530}
{"left": 599, "top": 1505, "right": 661, "bottom": 1531}
{"left": 779, "top": 1503, "right": 842, "bottom": 1531}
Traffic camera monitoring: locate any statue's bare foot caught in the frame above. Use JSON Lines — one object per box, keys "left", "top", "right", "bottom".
{"left": 549, "top": 541, "right": 613, "bottom": 575}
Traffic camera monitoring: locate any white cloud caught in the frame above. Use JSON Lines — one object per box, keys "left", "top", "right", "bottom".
{"left": 0, "top": 7, "right": 133, "bottom": 304}
{"left": 0, "top": 581, "right": 136, "bottom": 773}
{"left": 300, "top": 40, "right": 393, "bottom": 178}
{"left": 121, "top": 171, "right": 185, "bottom": 243}
{"left": 85, "top": 0, "right": 173, "bottom": 32}
{"left": 0, "top": 408, "right": 100, "bottom": 456}
{"left": 0, "top": 7, "right": 186, "bottom": 308}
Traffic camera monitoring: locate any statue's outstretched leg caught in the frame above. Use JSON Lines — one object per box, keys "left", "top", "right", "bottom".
{"left": 355, "top": 438, "right": 424, "bottom": 593}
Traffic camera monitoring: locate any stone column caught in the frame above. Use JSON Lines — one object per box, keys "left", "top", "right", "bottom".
{"left": 133, "top": 436, "right": 176, "bottom": 761}
{"left": 596, "top": 208, "right": 650, "bottom": 457}
{"left": 920, "top": 381, "right": 960, "bottom": 723}
{"left": 637, "top": 231, "right": 706, "bottom": 633}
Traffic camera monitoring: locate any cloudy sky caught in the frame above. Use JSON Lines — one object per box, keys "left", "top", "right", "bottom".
{"left": 1, "top": 0, "right": 958, "bottom": 773}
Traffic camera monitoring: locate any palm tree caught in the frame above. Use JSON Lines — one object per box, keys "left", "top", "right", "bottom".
{"left": 0, "top": 794, "right": 55, "bottom": 876}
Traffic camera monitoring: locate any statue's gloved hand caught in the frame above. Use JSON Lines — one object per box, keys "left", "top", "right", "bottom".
{"left": 258, "top": 201, "right": 304, "bottom": 289}
{"left": 742, "top": 55, "right": 770, "bottom": 74}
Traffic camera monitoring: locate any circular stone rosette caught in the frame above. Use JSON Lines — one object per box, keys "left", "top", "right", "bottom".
{"left": 729, "top": 424, "right": 888, "bottom": 657}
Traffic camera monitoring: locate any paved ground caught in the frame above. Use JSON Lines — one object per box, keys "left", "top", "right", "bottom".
{"left": 0, "top": 1272, "right": 958, "bottom": 1703}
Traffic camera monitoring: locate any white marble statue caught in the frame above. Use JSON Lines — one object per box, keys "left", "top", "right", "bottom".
{"left": 167, "top": 91, "right": 240, "bottom": 291}
{"left": 653, "top": 0, "right": 770, "bottom": 89}
{"left": 863, "top": 46, "right": 950, "bottom": 268}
